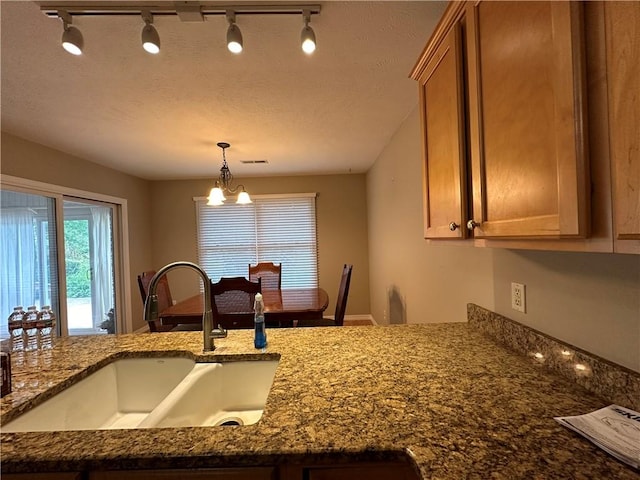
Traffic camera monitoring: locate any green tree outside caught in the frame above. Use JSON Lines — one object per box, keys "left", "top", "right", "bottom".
{"left": 64, "top": 220, "right": 91, "bottom": 298}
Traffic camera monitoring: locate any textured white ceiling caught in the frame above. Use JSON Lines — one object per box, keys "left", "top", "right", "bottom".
{"left": 1, "top": 1, "right": 446, "bottom": 180}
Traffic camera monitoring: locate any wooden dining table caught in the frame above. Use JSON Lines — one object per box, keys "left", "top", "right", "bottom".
{"left": 159, "top": 287, "right": 329, "bottom": 328}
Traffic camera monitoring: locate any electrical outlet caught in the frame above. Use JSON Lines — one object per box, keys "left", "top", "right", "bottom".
{"left": 511, "top": 282, "right": 526, "bottom": 313}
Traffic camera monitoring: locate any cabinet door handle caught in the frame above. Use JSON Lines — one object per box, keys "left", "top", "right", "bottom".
{"left": 466, "top": 220, "right": 480, "bottom": 230}
{"left": 449, "top": 222, "right": 460, "bottom": 231}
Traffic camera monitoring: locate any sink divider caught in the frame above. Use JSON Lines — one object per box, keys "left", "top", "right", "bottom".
{"left": 137, "top": 363, "right": 222, "bottom": 428}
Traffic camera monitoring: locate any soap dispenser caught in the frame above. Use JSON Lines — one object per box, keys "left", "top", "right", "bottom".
{"left": 254, "top": 293, "right": 267, "bottom": 349}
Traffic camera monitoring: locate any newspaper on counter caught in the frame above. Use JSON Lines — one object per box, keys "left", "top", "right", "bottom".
{"left": 554, "top": 404, "right": 640, "bottom": 470}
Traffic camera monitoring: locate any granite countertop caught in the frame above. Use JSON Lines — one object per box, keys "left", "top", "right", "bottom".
{"left": 1, "top": 323, "right": 637, "bottom": 479}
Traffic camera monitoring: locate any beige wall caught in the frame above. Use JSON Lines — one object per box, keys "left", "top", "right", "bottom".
{"left": 149, "top": 175, "right": 370, "bottom": 317}
{"left": 492, "top": 249, "right": 640, "bottom": 371}
{"left": 366, "top": 108, "right": 495, "bottom": 327}
{"left": 366, "top": 108, "right": 640, "bottom": 372}
{"left": 1, "top": 131, "right": 153, "bottom": 331}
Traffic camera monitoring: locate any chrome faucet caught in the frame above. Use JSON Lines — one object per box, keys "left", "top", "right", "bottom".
{"left": 143, "top": 261, "right": 224, "bottom": 352}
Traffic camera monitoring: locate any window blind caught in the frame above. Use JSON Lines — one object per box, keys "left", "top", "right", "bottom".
{"left": 195, "top": 194, "right": 318, "bottom": 288}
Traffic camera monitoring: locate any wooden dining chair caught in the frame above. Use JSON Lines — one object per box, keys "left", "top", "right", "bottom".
{"left": 137, "top": 271, "right": 200, "bottom": 333}
{"left": 248, "top": 262, "right": 282, "bottom": 290}
{"left": 211, "top": 276, "right": 262, "bottom": 330}
{"left": 297, "top": 264, "right": 353, "bottom": 327}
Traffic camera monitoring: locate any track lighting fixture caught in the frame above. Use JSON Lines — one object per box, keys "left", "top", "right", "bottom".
{"left": 141, "top": 11, "right": 160, "bottom": 54}
{"left": 226, "top": 11, "right": 243, "bottom": 54}
{"left": 300, "top": 9, "right": 316, "bottom": 54}
{"left": 59, "top": 11, "right": 83, "bottom": 56}
{"left": 44, "top": 4, "right": 320, "bottom": 55}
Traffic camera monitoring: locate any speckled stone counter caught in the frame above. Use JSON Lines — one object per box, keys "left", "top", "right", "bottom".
{"left": 1, "top": 319, "right": 638, "bottom": 478}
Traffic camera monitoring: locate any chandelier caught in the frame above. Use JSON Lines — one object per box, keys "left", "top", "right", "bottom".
{"left": 207, "top": 142, "right": 252, "bottom": 206}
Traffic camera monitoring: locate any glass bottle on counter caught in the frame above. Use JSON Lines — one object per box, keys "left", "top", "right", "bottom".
{"left": 254, "top": 293, "right": 267, "bottom": 349}
{"left": 37, "top": 306, "right": 56, "bottom": 349}
{"left": 21, "top": 306, "right": 40, "bottom": 351}
{"left": 8, "top": 306, "right": 25, "bottom": 351}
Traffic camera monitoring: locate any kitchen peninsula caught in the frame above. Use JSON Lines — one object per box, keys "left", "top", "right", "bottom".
{"left": 1, "top": 307, "right": 638, "bottom": 479}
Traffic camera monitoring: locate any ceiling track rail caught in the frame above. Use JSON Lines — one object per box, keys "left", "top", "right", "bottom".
{"left": 38, "top": 2, "right": 321, "bottom": 18}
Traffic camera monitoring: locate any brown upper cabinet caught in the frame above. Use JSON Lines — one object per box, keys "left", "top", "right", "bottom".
{"left": 466, "top": 1, "right": 588, "bottom": 239}
{"left": 413, "top": 1, "right": 589, "bottom": 241}
{"left": 604, "top": 2, "right": 640, "bottom": 254}
{"left": 416, "top": 21, "right": 467, "bottom": 238}
{"left": 411, "top": 1, "right": 639, "bottom": 254}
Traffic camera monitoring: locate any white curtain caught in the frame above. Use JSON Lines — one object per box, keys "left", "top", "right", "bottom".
{"left": 0, "top": 209, "right": 36, "bottom": 335}
{"left": 90, "top": 206, "right": 114, "bottom": 330}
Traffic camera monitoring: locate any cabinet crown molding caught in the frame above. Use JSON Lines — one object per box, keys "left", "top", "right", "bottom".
{"left": 410, "top": 1, "right": 466, "bottom": 80}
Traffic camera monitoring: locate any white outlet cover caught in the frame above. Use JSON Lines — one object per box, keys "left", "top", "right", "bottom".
{"left": 511, "top": 283, "right": 526, "bottom": 313}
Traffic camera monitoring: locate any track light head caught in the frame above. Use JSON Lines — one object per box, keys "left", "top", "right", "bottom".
{"left": 62, "top": 26, "right": 84, "bottom": 55}
{"left": 301, "top": 25, "right": 316, "bottom": 54}
{"left": 227, "top": 24, "right": 243, "bottom": 53}
{"left": 141, "top": 12, "right": 160, "bottom": 54}
{"left": 226, "top": 11, "right": 243, "bottom": 54}
{"left": 59, "top": 11, "right": 83, "bottom": 55}
{"left": 300, "top": 10, "right": 316, "bottom": 54}
{"left": 142, "top": 24, "right": 160, "bottom": 54}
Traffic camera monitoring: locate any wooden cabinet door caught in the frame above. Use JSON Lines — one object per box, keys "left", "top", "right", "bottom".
{"left": 89, "top": 467, "right": 276, "bottom": 480}
{"left": 465, "top": 1, "right": 589, "bottom": 239}
{"left": 416, "top": 23, "right": 468, "bottom": 239}
{"left": 2, "top": 474, "right": 82, "bottom": 480}
{"left": 605, "top": 1, "right": 640, "bottom": 254}
{"left": 305, "top": 463, "right": 419, "bottom": 480}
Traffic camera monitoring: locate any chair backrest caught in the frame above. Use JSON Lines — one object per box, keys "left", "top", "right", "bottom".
{"left": 137, "top": 270, "right": 173, "bottom": 332}
{"left": 248, "top": 262, "right": 282, "bottom": 290}
{"left": 211, "top": 276, "right": 262, "bottom": 329}
{"left": 333, "top": 264, "right": 353, "bottom": 326}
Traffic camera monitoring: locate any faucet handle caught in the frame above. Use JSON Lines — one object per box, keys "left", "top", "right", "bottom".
{"left": 211, "top": 324, "right": 228, "bottom": 338}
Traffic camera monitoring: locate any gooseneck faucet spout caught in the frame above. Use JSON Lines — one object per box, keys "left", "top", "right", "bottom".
{"left": 143, "top": 261, "right": 216, "bottom": 351}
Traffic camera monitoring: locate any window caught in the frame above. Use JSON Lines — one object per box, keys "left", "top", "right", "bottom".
{"left": 0, "top": 175, "right": 130, "bottom": 338}
{"left": 195, "top": 194, "right": 318, "bottom": 288}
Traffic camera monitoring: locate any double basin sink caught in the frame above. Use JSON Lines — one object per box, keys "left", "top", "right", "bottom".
{"left": 2, "top": 357, "right": 279, "bottom": 432}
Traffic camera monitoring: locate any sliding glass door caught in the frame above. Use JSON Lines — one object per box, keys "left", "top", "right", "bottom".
{"left": 0, "top": 187, "right": 122, "bottom": 339}
{"left": 63, "top": 199, "right": 115, "bottom": 335}
{"left": 0, "top": 190, "right": 59, "bottom": 336}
